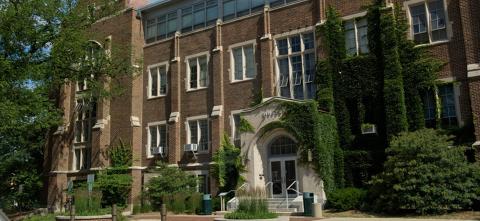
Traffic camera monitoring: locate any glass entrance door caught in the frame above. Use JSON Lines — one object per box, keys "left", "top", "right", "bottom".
{"left": 269, "top": 158, "right": 297, "bottom": 197}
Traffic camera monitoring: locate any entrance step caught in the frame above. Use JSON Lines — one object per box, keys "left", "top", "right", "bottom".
{"left": 267, "top": 197, "right": 303, "bottom": 213}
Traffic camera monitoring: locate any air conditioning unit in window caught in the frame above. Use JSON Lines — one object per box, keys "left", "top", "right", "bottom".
{"left": 184, "top": 143, "right": 198, "bottom": 159}
{"left": 361, "top": 124, "right": 377, "bottom": 135}
{"left": 151, "top": 146, "right": 164, "bottom": 157}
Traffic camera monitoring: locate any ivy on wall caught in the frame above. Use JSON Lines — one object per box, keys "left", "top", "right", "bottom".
{"left": 258, "top": 101, "right": 340, "bottom": 193}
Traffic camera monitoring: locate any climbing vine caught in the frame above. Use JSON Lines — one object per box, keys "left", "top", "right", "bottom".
{"left": 212, "top": 134, "right": 246, "bottom": 192}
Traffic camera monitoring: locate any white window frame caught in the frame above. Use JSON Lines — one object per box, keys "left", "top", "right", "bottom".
{"left": 273, "top": 27, "right": 316, "bottom": 100}
{"left": 404, "top": 0, "right": 450, "bottom": 45}
{"left": 146, "top": 121, "right": 168, "bottom": 159}
{"left": 185, "top": 115, "right": 210, "bottom": 153}
{"left": 72, "top": 145, "right": 87, "bottom": 171}
{"left": 229, "top": 39, "right": 257, "bottom": 82}
{"left": 192, "top": 170, "right": 209, "bottom": 193}
{"left": 437, "top": 78, "right": 463, "bottom": 126}
{"left": 185, "top": 52, "right": 210, "bottom": 91}
{"left": 342, "top": 12, "right": 369, "bottom": 56}
{"left": 147, "top": 62, "right": 169, "bottom": 99}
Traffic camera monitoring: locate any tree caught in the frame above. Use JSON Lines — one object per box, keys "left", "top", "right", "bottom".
{"left": 145, "top": 162, "right": 198, "bottom": 208}
{"left": 368, "top": 129, "right": 480, "bottom": 214}
{"left": 0, "top": 0, "right": 135, "bottom": 211}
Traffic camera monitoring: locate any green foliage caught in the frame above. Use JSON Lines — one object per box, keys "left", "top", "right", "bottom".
{"left": 97, "top": 171, "right": 132, "bottom": 207}
{"left": 224, "top": 189, "right": 277, "bottom": 220}
{"left": 74, "top": 188, "right": 105, "bottom": 215}
{"left": 165, "top": 192, "right": 202, "bottom": 214}
{"left": 327, "top": 188, "right": 367, "bottom": 211}
{"left": 260, "top": 101, "right": 339, "bottom": 193}
{"left": 333, "top": 147, "right": 345, "bottom": 188}
{"left": 250, "top": 88, "right": 263, "bottom": 107}
{"left": 212, "top": 134, "right": 245, "bottom": 191}
{"left": 146, "top": 162, "right": 197, "bottom": 208}
{"left": 239, "top": 117, "right": 255, "bottom": 133}
{"left": 344, "top": 150, "right": 373, "bottom": 187}
{"left": 0, "top": 0, "right": 136, "bottom": 210}
{"left": 108, "top": 140, "right": 132, "bottom": 168}
{"left": 368, "top": 129, "right": 480, "bottom": 214}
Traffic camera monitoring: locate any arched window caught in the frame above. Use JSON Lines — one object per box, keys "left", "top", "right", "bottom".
{"left": 270, "top": 136, "right": 297, "bottom": 156}
{"left": 86, "top": 40, "right": 103, "bottom": 63}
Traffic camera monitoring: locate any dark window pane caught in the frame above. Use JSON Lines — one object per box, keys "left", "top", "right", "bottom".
{"left": 206, "top": 1, "right": 218, "bottom": 25}
{"left": 194, "top": 3, "right": 205, "bottom": 29}
{"left": 223, "top": 0, "right": 235, "bottom": 20}
{"left": 277, "top": 39, "right": 288, "bottom": 55}
{"left": 237, "top": 0, "right": 250, "bottom": 16}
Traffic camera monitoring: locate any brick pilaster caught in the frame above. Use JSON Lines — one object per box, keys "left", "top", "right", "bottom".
{"left": 168, "top": 33, "right": 182, "bottom": 164}
{"left": 260, "top": 5, "right": 275, "bottom": 98}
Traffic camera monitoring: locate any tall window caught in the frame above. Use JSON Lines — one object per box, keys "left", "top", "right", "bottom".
{"left": 182, "top": 1, "right": 216, "bottom": 33}
{"left": 409, "top": 0, "right": 447, "bottom": 44}
{"left": 276, "top": 32, "right": 316, "bottom": 100}
{"left": 188, "top": 119, "right": 210, "bottom": 152}
{"left": 147, "top": 123, "right": 168, "bottom": 158}
{"left": 187, "top": 55, "right": 208, "bottom": 90}
{"left": 197, "top": 174, "right": 209, "bottom": 193}
{"left": 148, "top": 64, "right": 168, "bottom": 98}
{"left": 73, "top": 98, "right": 96, "bottom": 170}
{"left": 422, "top": 84, "right": 458, "bottom": 128}
{"left": 231, "top": 43, "right": 256, "bottom": 81}
{"left": 344, "top": 18, "right": 368, "bottom": 56}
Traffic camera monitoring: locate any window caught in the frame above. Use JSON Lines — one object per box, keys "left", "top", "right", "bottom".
{"left": 188, "top": 119, "right": 210, "bottom": 151}
{"left": 223, "top": 0, "right": 268, "bottom": 21}
{"left": 232, "top": 113, "right": 241, "bottom": 147}
{"left": 197, "top": 174, "right": 209, "bottom": 193}
{"left": 438, "top": 84, "right": 457, "bottom": 127}
{"left": 73, "top": 98, "right": 96, "bottom": 171}
{"left": 187, "top": 54, "right": 208, "bottom": 90}
{"left": 147, "top": 123, "right": 168, "bottom": 158}
{"left": 145, "top": 11, "right": 177, "bottom": 43}
{"left": 275, "top": 32, "right": 316, "bottom": 100}
{"left": 231, "top": 43, "right": 256, "bottom": 81}
{"left": 409, "top": 0, "right": 447, "bottom": 44}
{"left": 422, "top": 84, "right": 458, "bottom": 128}
{"left": 270, "top": 136, "right": 297, "bottom": 156}
{"left": 344, "top": 18, "right": 369, "bottom": 56}
{"left": 206, "top": 0, "right": 218, "bottom": 26}
{"left": 148, "top": 64, "right": 168, "bottom": 98}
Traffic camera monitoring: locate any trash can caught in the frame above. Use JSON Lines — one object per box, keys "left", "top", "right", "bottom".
{"left": 303, "top": 192, "right": 314, "bottom": 216}
{"left": 202, "top": 194, "right": 212, "bottom": 215}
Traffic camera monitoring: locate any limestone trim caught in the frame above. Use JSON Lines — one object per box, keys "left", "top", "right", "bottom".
{"left": 468, "top": 64, "right": 480, "bottom": 78}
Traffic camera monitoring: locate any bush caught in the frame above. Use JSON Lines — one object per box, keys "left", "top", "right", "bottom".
{"left": 22, "top": 214, "right": 56, "bottom": 221}
{"left": 145, "top": 162, "right": 197, "bottom": 208}
{"left": 74, "top": 188, "right": 105, "bottom": 215}
{"left": 368, "top": 129, "right": 480, "bottom": 214}
{"left": 327, "top": 188, "right": 366, "bottom": 211}
{"left": 97, "top": 171, "right": 132, "bottom": 207}
{"left": 224, "top": 188, "right": 277, "bottom": 219}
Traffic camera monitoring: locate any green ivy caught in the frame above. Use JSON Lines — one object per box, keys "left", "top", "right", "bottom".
{"left": 211, "top": 134, "right": 246, "bottom": 191}
{"left": 108, "top": 139, "right": 132, "bottom": 168}
{"left": 239, "top": 117, "right": 255, "bottom": 133}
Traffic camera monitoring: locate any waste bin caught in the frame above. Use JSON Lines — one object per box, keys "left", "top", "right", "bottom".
{"left": 303, "top": 192, "right": 314, "bottom": 216}
{"left": 202, "top": 194, "right": 212, "bottom": 215}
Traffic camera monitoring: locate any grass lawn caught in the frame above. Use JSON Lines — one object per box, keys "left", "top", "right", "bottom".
{"left": 323, "top": 210, "right": 480, "bottom": 220}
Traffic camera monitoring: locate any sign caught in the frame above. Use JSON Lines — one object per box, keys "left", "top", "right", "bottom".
{"left": 87, "top": 174, "right": 95, "bottom": 193}
{"left": 262, "top": 110, "right": 283, "bottom": 119}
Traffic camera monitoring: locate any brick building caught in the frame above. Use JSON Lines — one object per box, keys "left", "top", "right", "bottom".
{"left": 45, "top": 0, "right": 480, "bottom": 212}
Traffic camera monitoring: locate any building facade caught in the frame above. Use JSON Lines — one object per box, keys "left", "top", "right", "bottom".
{"left": 45, "top": 0, "right": 480, "bottom": 211}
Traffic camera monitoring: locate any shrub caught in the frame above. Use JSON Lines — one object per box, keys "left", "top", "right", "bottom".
{"left": 22, "top": 214, "right": 56, "bottom": 221}
{"left": 327, "top": 188, "right": 366, "bottom": 211}
{"left": 368, "top": 129, "right": 480, "bottom": 214}
{"left": 146, "top": 162, "right": 197, "bottom": 208}
{"left": 97, "top": 171, "right": 132, "bottom": 207}
{"left": 74, "top": 188, "right": 105, "bottom": 215}
{"left": 185, "top": 192, "right": 202, "bottom": 214}
{"left": 224, "top": 188, "right": 277, "bottom": 219}
{"left": 166, "top": 193, "right": 186, "bottom": 214}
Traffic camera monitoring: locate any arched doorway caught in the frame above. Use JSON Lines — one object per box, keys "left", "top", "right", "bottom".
{"left": 268, "top": 136, "right": 298, "bottom": 198}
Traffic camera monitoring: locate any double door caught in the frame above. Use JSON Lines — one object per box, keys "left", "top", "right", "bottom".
{"left": 270, "top": 158, "right": 297, "bottom": 197}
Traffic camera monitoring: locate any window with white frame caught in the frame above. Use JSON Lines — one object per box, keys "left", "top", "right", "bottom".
{"left": 344, "top": 18, "right": 369, "bottom": 56}
{"left": 188, "top": 118, "right": 210, "bottom": 151}
{"left": 408, "top": 0, "right": 448, "bottom": 44}
{"left": 187, "top": 55, "right": 208, "bottom": 90}
{"left": 147, "top": 123, "right": 168, "bottom": 158}
{"left": 197, "top": 173, "right": 209, "bottom": 194}
{"left": 231, "top": 43, "right": 256, "bottom": 81}
{"left": 148, "top": 64, "right": 168, "bottom": 98}
{"left": 276, "top": 32, "right": 316, "bottom": 100}
{"left": 73, "top": 146, "right": 88, "bottom": 171}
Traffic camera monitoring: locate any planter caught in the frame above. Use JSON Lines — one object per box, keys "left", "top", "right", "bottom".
{"left": 56, "top": 214, "right": 112, "bottom": 221}
{"left": 214, "top": 218, "right": 280, "bottom": 221}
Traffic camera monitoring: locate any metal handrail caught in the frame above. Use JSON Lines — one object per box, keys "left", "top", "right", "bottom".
{"left": 265, "top": 181, "right": 273, "bottom": 198}
{"left": 221, "top": 183, "right": 249, "bottom": 211}
{"left": 286, "top": 181, "right": 299, "bottom": 209}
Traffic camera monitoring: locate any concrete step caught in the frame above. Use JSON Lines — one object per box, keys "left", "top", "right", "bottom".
{"left": 266, "top": 197, "right": 303, "bottom": 213}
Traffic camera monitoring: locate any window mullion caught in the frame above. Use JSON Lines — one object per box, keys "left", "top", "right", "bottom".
{"left": 288, "top": 56, "right": 294, "bottom": 99}
{"left": 301, "top": 53, "right": 306, "bottom": 98}
{"left": 197, "top": 121, "right": 201, "bottom": 145}
{"left": 354, "top": 20, "right": 360, "bottom": 55}
{"left": 197, "top": 58, "right": 200, "bottom": 87}
{"left": 242, "top": 47, "right": 247, "bottom": 79}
